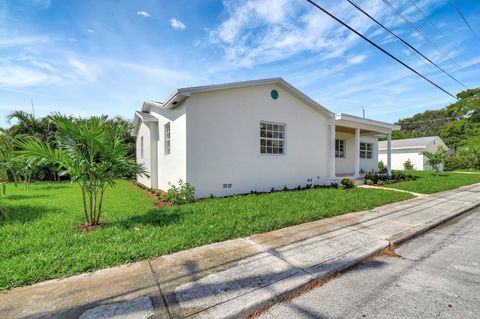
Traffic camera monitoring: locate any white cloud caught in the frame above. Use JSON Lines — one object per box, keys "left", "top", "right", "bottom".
{"left": 170, "top": 18, "right": 186, "bottom": 30}
{"left": 137, "top": 11, "right": 150, "bottom": 17}
{"left": 67, "top": 37, "right": 77, "bottom": 42}
{"left": 347, "top": 54, "right": 368, "bottom": 65}
{"left": 68, "top": 58, "right": 99, "bottom": 81}
{"left": 0, "top": 65, "right": 60, "bottom": 87}
{"left": 0, "top": 36, "right": 49, "bottom": 47}
{"left": 208, "top": 0, "right": 448, "bottom": 70}
{"left": 87, "top": 29, "right": 95, "bottom": 33}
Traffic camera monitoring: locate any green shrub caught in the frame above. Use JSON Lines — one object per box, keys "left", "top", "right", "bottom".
{"left": 341, "top": 178, "right": 355, "bottom": 189}
{"left": 378, "top": 160, "right": 387, "bottom": 174}
{"left": 164, "top": 179, "right": 196, "bottom": 205}
{"left": 403, "top": 159, "right": 415, "bottom": 170}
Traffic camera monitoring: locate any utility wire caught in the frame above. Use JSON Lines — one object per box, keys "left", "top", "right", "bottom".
{"left": 345, "top": 0, "right": 468, "bottom": 89}
{"left": 407, "top": 0, "right": 475, "bottom": 68}
{"left": 304, "top": 0, "right": 458, "bottom": 100}
{"left": 449, "top": 0, "right": 480, "bottom": 41}
{"left": 383, "top": 0, "right": 462, "bottom": 71}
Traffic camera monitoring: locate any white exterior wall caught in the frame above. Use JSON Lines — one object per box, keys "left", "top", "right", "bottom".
{"left": 379, "top": 149, "right": 424, "bottom": 171}
{"left": 335, "top": 132, "right": 378, "bottom": 174}
{"left": 360, "top": 135, "right": 379, "bottom": 173}
{"left": 378, "top": 137, "right": 448, "bottom": 171}
{"left": 136, "top": 122, "right": 157, "bottom": 187}
{"left": 154, "top": 105, "right": 187, "bottom": 191}
{"left": 185, "top": 84, "right": 332, "bottom": 198}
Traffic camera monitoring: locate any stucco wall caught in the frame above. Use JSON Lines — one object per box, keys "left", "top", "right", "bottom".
{"left": 379, "top": 149, "right": 424, "bottom": 170}
{"left": 335, "top": 132, "right": 378, "bottom": 174}
{"left": 185, "top": 83, "right": 332, "bottom": 198}
{"left": 136, "top": 122, "right": 153, "bottom": 187}
{"left": 154, "top": 104, "right": 187, "bottom": 191}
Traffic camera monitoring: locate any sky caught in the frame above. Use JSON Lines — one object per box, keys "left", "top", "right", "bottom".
{"left": 1, "top": 0, "right": 479, "bottom": 127}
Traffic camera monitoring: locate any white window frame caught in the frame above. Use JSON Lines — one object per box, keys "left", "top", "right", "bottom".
{"left": 164, "top": 122, "right": 171, "bottom": 156}
{"left": 360, "top": 142, "right": 373, "bottom": 159}
{"left": 335, "top": 139, "right": 345, "bottom": 158}
{"left": 140, "top": 136, "right": 144, "bottom": 159}
{"left": 260, "top": 121, "right": 286, "bottom": 155}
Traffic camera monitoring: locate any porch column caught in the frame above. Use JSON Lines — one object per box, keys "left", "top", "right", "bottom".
{"left": 387, "top": 132, "right": 392, "bottom": 176}
{"left": 354, "top": 128, "right": 360, "bottom": 177}
{"left": 329, "top": 119, "right": 336, "bottom": 178}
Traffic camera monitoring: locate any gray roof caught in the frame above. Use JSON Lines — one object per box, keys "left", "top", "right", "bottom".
{"left": 378, "top": 136, "right": 438, "bottom": 150}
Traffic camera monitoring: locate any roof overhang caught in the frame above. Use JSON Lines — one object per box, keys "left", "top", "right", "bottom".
{"left": 131, "top": 111, "right": 158, "bottom": 136}
{"left": 335, "top": 113, "right": 400, "bottom": 135}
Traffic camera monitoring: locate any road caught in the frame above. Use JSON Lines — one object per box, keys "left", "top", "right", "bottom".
{"left": 259, "top": 206, "right": 480, "bottom": 319}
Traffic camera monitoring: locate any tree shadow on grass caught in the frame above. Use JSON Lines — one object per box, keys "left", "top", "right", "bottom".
{"left": 6, "top": 194, "right": 50, "bottom": 200}
{"left": 0, "top": 204, "right": 58, "bottom": 225}
{"left": 116, "top": 208, "right": 183, "bottom": 229}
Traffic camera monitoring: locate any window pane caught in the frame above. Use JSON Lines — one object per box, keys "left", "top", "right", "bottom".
{"left": 260, "top": 122, "right": 285, "bottom": 155}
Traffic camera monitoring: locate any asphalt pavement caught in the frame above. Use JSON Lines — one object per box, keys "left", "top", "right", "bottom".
{"left": 260, "top": 206, "right": 480, "bottom": 319}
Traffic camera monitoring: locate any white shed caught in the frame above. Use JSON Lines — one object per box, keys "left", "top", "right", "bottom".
{"left": 378, "top": 136, "right": 448, "bottom": 171}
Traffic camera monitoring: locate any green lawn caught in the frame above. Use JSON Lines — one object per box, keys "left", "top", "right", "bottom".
{"left": 385, "top": 170, "right": 480, "bottom": 194}
{"left": 0, "top": 181, "right": 413, "bottom": 291}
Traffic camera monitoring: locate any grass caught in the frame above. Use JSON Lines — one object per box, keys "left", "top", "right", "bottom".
{"left": 385, "top": 170, "right": 480, "bottom": 194}
{"left": 0, "top": 181, "right": 413, "bottom": 291}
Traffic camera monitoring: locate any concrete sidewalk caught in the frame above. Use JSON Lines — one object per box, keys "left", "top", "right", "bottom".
{"left": 1, "top": 184, "right": 480, "bottom": 319}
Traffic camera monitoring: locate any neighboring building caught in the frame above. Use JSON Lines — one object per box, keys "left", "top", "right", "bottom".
{"left": 132, "top": 78, "right": 399, "bottom": 198}
{"left": 378, "top": 136, "right": 448, "bottom": 171}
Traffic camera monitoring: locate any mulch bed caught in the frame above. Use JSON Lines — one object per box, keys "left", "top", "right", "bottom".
{"left": 79, "top": 220, "right": 109, "bottom": 231}
{"left": 129, "top": 182, "right": 173, "bottom": 208}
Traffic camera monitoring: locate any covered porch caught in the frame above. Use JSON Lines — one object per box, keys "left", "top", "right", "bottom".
{"left": 328, "top": 113, "right": 400, "bottom": 180}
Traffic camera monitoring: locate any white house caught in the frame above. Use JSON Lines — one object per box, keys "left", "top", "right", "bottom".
{"left": 132, "top": 78, "right": 400, "bottom": 198}
{"left": 378, "top": 136, "right": 448, "bottom": 171}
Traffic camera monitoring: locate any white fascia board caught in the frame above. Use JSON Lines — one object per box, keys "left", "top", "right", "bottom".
{"left": 335, "top": 113, "right": 401, "bottom": 131}
{"left": 378, "top": 146, "right": 427, "bottom": 151}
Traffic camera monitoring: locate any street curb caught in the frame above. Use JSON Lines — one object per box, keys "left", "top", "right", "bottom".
{"left": 198, "top": 240, "right": 389, "bottom": 319}
{"left": 241, "top": 202, "right": 480, "bottom": 319}
{"left": 387, "top": 203, "right": 480, "bottom": 246}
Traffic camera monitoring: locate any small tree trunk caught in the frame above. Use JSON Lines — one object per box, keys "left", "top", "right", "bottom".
{"left": 89, "top": 189, "right": 94, "bottom": 226}
{"left": 80, "top": 183, "right": 89, "bottom": 224}
{"left": 96, "top": 185, "right": 106, "bottom": 224}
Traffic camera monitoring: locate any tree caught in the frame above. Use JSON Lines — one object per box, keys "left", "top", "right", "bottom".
{"left": 423, "top": 147, "right": 446, "bottom": 175}
{"left": 390, "top": 87, "right": 480, "bottom": 151}
{"left": 17, "top": 115, "right": 147, "bottom": 226}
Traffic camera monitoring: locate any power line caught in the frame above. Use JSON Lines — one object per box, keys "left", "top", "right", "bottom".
{"left": 345, "top": 0, "right": 468, "bottom": 89}
{"left": 304, "top": 0, "right": 458, "bottom": 99}
{"left": 382, "top": 0, "right": 463, "bottom": 71}
{"left": 449, "top": 0, "right": 480, "bottom": 41}
{"left": 407, "top": 0, "right": 475, "bottom": 68}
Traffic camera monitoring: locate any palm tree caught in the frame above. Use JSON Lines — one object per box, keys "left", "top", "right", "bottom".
{"left": 16, "top": 115, "right": 147, "bottom": 226}
{"left": 423, "top": 147, "right": 447, "bottom": 176}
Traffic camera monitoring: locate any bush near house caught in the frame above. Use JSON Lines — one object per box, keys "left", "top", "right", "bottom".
{"left": 444, "top": 145, "right": 480, "bottom": 171}
{"left": 364, "top": 171, "right": 416, "bottom": 185}
{"left": 340, "top": 178, "right": 355, "bottom": 189}
{"left": 163, "top": 179, "right": 196, "bottom": 205}
{"left": 403, "top": 159, "right": 415, "bottom": 170}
